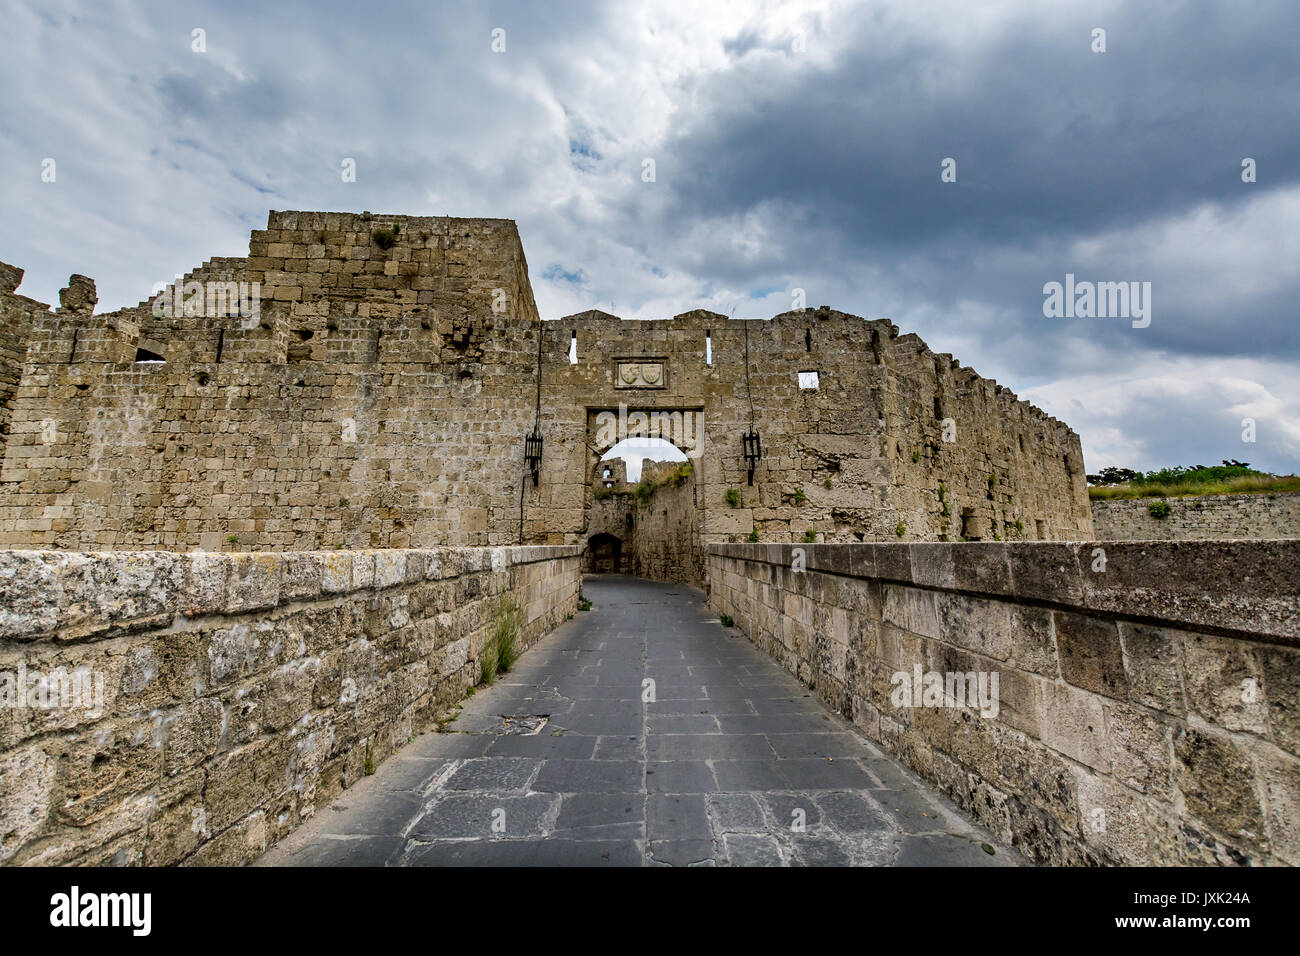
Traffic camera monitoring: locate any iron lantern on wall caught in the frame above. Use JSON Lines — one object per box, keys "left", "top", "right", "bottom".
{"left": 525, "top": 427, "right": 543, "bottom": 487}
{"left": 742, "top": 429, "right": 762, "bottom": 486}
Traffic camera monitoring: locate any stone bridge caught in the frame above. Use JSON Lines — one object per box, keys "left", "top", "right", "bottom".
{"left": 1, "top": 539, "right": 1295, "bottom": 866}
{"left": 0, "top": 211, "right": 1295, "bottom": 866}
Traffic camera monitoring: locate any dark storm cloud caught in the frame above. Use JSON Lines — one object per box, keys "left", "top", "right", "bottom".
{"left": 1, "top": 0, "right": 1296, "bottom": 473}
{"left": 674, "top": 4, "right": 1298, "bottom": 246}
{"left": 650, "top": 2, "right": 1300, "bottom": 361}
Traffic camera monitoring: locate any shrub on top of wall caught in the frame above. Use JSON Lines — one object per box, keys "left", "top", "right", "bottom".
{"left": 371, "top": 224, "right": 400, "bottom": 249}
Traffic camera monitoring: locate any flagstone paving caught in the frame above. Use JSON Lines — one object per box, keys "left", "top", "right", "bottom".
{"left": 257, "top": 575, "right": 1021, "bottom": 867}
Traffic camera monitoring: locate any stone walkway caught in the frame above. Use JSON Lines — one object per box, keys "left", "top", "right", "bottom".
{"left": 258, "top": 575, "right": 1020, "bottom": 867}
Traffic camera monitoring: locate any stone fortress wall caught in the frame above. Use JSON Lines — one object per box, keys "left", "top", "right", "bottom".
{"left": 1091, "top": 492, "right": 1300, "bottom": 540}
{"left": 0, "top": 262, "right": 46, "bottom": 463}
{"left": 0, "top": 209, "right": 1092, "bottom": 561}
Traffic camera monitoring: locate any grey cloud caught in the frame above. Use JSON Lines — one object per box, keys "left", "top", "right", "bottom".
{"left": 1, "top": 0, "right": 1296, "bottom": 473}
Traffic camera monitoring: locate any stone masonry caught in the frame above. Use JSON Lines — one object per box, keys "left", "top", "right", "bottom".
{"left": 1091, "top": 491, "right": 1300, "bottom": 540}
{"left": 3, "top": 210, "right": 1297, "bottom": 870}
{"left": 0, "top": 545, "right": 580, "bottom": 865}
{"left": 0, "top": 210, "right": 1092, "bottom": 567}
{"left": 586, "top": 458, "right": 702, "bottom": 584}
{"left": 707, "top": 540, "right": 1300, "bottom": 866}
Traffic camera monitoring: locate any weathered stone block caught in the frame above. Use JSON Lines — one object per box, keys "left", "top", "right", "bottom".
{"left": 1255, "top": 746, "right": 1300, "bottom": 865}
{"left": 140, "top": 772, "right": 205, "bottom": 865}
{"left": 1118, "top": 622, "right": 1186, "bottom": 715}
{"left": 1080, "top": 540, "right": 1300, "bottom": 640}
{"left": 1102, "top": 700, "right": 1172, "bottom": 797}
{"left": 910, "top": 543, "right": 955, "bottom": 590}
{"left": 1037, "top": 680, "right": 1109, "bottom": 772}
{"left": 280, "top": 552, "right": 323, "bottom": 602}
{"left": 950, "top": 543, "right": 1013, "bottom": 595}
{"left": 1173, "top": 726, "right": 1266, "bottom": 849}
{"left": 61, "top": 715, "right": 164, "bottom": 825}
{"left": 226, "top": 554, "right": 283, "bottom": 613}
{"left": 374, "top": 550, "right": 406, "bottom": 588}
{"left": 1006, "top": 543, "right": 1083, "bottom": 605}
{"left": 0, "top": 552, "right": 65, "bottom": 639}
{"left": 0, "top": 743, "right": 56, "bottom": 863}
{"left": 1181, "top": 632, "right": 1269, "bottom": 735}
{"left": 163, "top": 697, "right": 223, "bottom": 775}
{"left": 186, "top": 809, "right": 268, "bottom": 866}
{"left": 1256, "top": 643, "right": 1300, "bottom": 756}
{"left": 937, "top": 592, "right": 1012, "bottom": 661}
{"left": 116, "top": 631, "right": 202, "bottom": 710}
{"left": 1053, "top": 611, "right": 1126, "bottom": 699}
{"left": 204, "top": 739, "right": 293, "bottom": 834}
{"left": 319, "top": 551, "right": 351, "bottom": 593}
{"left": 206, "top": 619, "right": 277, "bottom": 686}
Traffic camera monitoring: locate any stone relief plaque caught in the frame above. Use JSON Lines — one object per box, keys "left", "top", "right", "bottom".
{"left": 614, "top": 359, "right": 667, "bottom": 388}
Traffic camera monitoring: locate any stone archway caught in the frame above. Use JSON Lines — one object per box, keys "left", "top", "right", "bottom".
{"left": 585, "top": 532, "right": 623, "bottom": 574}
{"left": 582, "top": 429, "right": 702, "bottom": 586}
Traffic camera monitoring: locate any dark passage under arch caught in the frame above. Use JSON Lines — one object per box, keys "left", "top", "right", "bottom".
{"left": 584, "top": 532, "right": 624, "bottom": 574}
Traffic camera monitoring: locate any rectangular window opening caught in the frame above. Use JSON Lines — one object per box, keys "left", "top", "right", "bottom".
{"left": 705, "top": 330, "right": 712, "bottom": 365}
{"left": 798, "top": 370, "right": 820, "bottom": 390}
{"left": 569, "top": 331, "right": 577, "bottom": 365}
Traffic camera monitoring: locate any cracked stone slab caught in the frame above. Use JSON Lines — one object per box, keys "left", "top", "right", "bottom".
{"left": 407, "top": 792, "right": 558, "bottom": 841}
{"left": 441, "top": 757, "right": 541, "bottom": 791}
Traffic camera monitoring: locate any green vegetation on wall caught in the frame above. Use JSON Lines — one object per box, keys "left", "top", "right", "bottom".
{"left": 1089, "top": 461, "right": 1299, "bottom": 500}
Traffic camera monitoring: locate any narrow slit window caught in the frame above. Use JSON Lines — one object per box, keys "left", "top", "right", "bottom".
{"left": 805, "top": 328, "right": 812, "bottom": 352}
{"left": 705, "top": 330, "right": 712, "bottom": 365}
{"left": 798, "top": 370, "right": 820, "bottom": 390}
{"left": 569, "top": 331, "right": 577, "bottom": 364}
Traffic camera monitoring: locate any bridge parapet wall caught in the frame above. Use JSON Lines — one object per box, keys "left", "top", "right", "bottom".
{"left": 0, "top": 544, "right": 580, "bottom": 866}
{"left": 706, "top": 539, "right": 1300, "bottom": 865}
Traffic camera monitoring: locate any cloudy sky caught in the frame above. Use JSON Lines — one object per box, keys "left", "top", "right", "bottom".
{"left": 2, "top": 0, "right": 1297, "bottom": 474}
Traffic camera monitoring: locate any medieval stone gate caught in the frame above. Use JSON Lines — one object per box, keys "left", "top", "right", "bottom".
{"left": 582, "top": 405, "right": 704, "bottom": 584}
{"left": 0, "top": 210, "right": 1093, "bottom": 558}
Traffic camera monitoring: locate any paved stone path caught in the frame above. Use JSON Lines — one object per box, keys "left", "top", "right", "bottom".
{"left": 259, "top": 576, "right": 1020, "bottom": 866}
